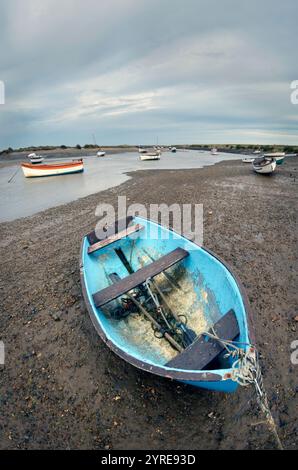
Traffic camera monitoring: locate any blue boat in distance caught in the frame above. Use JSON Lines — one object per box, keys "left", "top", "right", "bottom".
{"left": 80, "top": 216, "right": 255, "bottom": 393}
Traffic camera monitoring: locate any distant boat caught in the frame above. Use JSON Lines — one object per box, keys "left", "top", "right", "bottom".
{"left": 138, "top": 147, "right": 148, "bottom": 154}
{"left": 264, "top": 152, "right": 285, "bottom": 165}
{"left": 171, "top": 147, "right": 177, "bottom": 153}
{"left": 140, "top": 150, "right": 161, "bottom": 161}
{"left": 253, "top": 157, "right": 276, "bottom": 174}
{"left": 28, "top": 152, "right": 44, "bottom": 164}
{"left": 242, "top": 156, "right": 256, "bottom": 163}
{"left": 211, "top": 148, "right": 219, "bottom": 155}
{"left": 253, "top": 149, "right": 261, "bottom": 154}
{"left": 97, "top": 151, "right": 106, "bottom": 157}
{"left": 21, "top": 159, "right": 84, "bottom": 178}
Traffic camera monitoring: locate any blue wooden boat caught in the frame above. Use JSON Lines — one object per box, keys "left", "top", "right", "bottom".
{"left": 80, "top": 216, "right": 255, "bottom": 392}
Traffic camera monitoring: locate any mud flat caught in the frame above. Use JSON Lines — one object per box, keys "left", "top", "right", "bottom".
{"left": 0, "top": 157, "right": 297, "bottom": 449}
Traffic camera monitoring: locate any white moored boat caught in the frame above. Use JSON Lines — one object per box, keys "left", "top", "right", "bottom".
{"left": 97, "top": 151, "right": 106, "bottom": 157}
{"left": 140, "top": 151, "right": 161, "bottom": 161}
{"left": 210, "top": 147, "right": 219, "bottom": 155}
{"left": 264, "top": 152, "right": 285, "bottom": 165}
{"left": 138, "top": 147, "right": 148, "bottom": 154}
{"left": 171, "top": 147, "right": 177, "bottom": 153}
{"left": 242, "top": 156, "right": 256, "bottom": 163}
{"left": 28, "top": 152, "right": 44, "bottom": 164}
{"left": 21, "top": 159, "right": 84, "bottom": 178}
{"left": 252, "top": 157, "right": 276, "bottom": 175}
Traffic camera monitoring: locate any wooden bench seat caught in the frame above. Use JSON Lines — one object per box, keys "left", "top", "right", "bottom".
{"left": 87, "top": 216, "right": 134, "bottom": 245}
{"left": 88, "top": 224, "right": 144, "bottom": 254}
{"left": 166, "top": 309, "right": 239, "bottom": 371}
{"left": 93, "top": 247, "right": 189, "bottom": 307}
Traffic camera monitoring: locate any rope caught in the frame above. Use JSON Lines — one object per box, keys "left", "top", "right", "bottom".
{"left": 8, "top": 165, "right": 21, "bottom": 183}
{"left": 145, "top": 278, "right": 172, "bottom": 331}
{"left": 203, "top": 329, "right": 284, "bottom": 450}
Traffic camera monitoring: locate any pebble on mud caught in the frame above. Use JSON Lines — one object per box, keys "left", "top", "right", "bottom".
{"left": 50, "top": 312, "right": 61, "bottom": 321}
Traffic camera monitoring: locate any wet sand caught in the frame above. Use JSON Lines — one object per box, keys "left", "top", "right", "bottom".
{"left": 0, "top": 158, "right": 297, "bottom": 450}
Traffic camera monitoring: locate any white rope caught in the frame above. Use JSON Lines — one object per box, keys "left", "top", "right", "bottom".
{"left": 203, "top": 329, "right": 284, "bottom": 450}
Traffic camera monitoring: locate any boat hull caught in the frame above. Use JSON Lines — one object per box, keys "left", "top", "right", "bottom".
{"left": 80, "top": 217, "right": 254, "bottom": 392}
{"left": 140, "top": 154, "right": 160, "bottom": 161}
{"left": 264, "top": 152, "right": 285, "bottom": 165}
{"left": 253, "top": 159, "right": 276, "bottom": 174}
{"left": 27, "top": 153, "right": 44, "bottom": 164}
{"left": 97, "top": 152, "right": 106, "bottom": 157}
{"left": 21, "top": 160, "right": 84, "bottom": 177}
{"left": 29, "top": 157, "right": 44, "bottom": 164}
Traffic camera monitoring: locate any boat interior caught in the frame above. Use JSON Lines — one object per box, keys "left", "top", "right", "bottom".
{"left": 253, "top": 156, "right": 273, "bottom": 167}
{"left": 82, "top": 216, "right": 250, "bottom": 372}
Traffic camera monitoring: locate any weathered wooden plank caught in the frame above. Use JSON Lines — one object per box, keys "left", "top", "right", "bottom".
{"left": 88, "top": 224, "right": 144, "bottom": 254}
{"left": 87, "top": 216, "right": 134, "bottom": 245}
{"left": 166, "top": 309, "right": 239, "bottom": 371}
{"left": 93, "top": 247, "right": 189, "bottom": 307}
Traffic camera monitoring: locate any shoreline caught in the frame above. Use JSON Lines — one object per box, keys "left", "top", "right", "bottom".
{"left": 0, "top": 158, "right": 297, "bottom": 449}
{"left": 1, "top": 158, "right": 241, "bottom": 225}
{"left": 0, "top": 146, "right": 137, "bottom": 169}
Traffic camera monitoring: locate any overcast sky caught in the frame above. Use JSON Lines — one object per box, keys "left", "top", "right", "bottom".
{"left": 0, "top": 0, "right": 297, "bottom": 148}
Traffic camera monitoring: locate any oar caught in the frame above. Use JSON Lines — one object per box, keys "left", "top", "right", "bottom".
{"left": 115, "top": 247, "right": 147, "bottom": 298}
{"left": 109, "top": 273, "right": 183, "bottom": 353}
{"left": 150, "top": 279, "right": 196, "bottom": 347}
{"left": 115, "top": 247, "right": 195, "bottom": 347}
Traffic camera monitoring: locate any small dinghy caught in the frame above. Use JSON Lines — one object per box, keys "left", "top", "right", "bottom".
{"left": 253, "top": 156, "right": 276, "bottom": 174}
{"left": 21, "top": 159, "right": 84, "bottom": 177}
{"left": 242, "top": 156, "right": 256, "bottom": 163}
{"left": 210, "top": 147, "right": 219, "bottom": 155}
{"left": 140, "top": 151, "right": 161, "bottom": 161}
{"left": 28, "top": 152, "right": 44, "bottom": 164}
{"left": 171, "top": 147, "right": 177, "bottom": 153}
{"left": 264, "top": 152, "right": 285, "bottom": 165}
{"left": 80, "top": 216, "right": 255, "bottom": 392}
{"left": 97, "top": 151, "right": 106, "bottom": 157}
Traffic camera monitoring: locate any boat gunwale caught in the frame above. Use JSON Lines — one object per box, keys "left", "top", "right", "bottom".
{"left": 80, "top": 218, "right": 255, "bottom": 382}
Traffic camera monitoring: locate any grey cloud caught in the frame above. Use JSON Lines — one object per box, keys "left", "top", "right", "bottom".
{"left": 0, "top": 0, "right": 297, "bottom": 148}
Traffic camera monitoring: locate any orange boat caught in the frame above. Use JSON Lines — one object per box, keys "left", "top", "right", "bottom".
{"left": 21, "top": 159, "right": 84, "bottom": 178}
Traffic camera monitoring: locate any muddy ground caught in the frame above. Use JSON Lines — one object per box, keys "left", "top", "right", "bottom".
{"left": 0, "top": 158, "right": 297, "bottom": 450}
